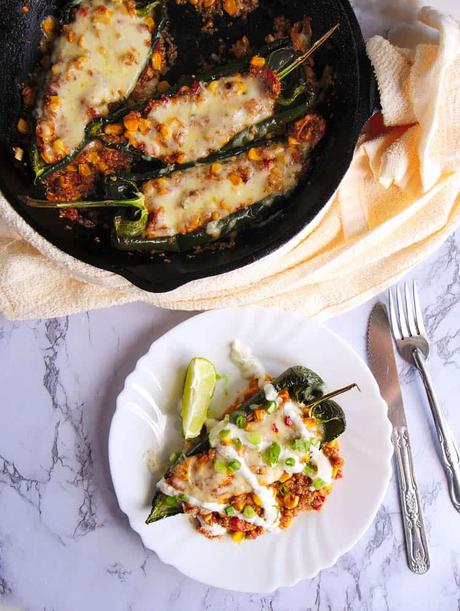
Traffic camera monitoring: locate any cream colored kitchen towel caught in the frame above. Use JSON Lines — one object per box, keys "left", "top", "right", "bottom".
{"left": 1, "top": 6, "right": 459, "bottom": 321}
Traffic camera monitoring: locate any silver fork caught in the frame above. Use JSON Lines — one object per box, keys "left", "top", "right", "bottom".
{"left": 388, "top": 281, "right": 460, "bottom": 513}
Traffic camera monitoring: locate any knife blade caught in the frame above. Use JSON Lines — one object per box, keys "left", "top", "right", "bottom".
{"left": 367, "top": 302, "right": 430, "bottom": 574}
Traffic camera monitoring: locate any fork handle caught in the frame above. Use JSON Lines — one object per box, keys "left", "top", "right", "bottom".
{"left": 413, "top": 349, "right": 460, "bottom": 513}
{"left": 392, "top": 426, "right": 430, "bottom": 573}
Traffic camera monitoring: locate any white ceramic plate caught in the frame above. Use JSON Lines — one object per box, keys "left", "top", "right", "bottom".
{"left": 109, "top": 307, "right": 393, "bottom": 593}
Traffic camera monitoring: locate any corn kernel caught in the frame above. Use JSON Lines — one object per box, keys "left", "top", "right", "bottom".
{"left": 159, "top": 124, "right": 169, "bottom": 139}
{"left": 41, "top": 149, "right": 54, "bottom": 164}
{"left": 253, "top": 495, "right": 263, "bottom": 507}
{"left": 42, "top": 16, "right": 56, "bottom": 37}
{"left": 283, "top": 518, "right": 293, "bottom": 529}
{"left": 250, "top": 56, "right": 266, "bottom": 68}
{"left": 253, "top": 408, "right": 265, "bottom": 421}
{"left": 17, "top": 118, "right": 29, "bottom": 134}
{"left": 123, "top": 114, "right": 140, "bottom": 132}
{"left": 145, "top": 16, "right": 155, "bottom": 30}
{"left": 288, "top": 136, "right": 300, "bottom": 146}
{"left": 208, "top": 81, "right": 218, "bottom": 94}
{"left": 78, "top": 162, "right": 92, "bottom": 177}
{"left": 51, "top": 64, "right": 60, "bottom": 75}
{"left": 328, "top": 440, "right": 339, "bottom": 449}
{"left": 67, "top": 29, "right": 75, "bottom": 43}
{"left": 236, "top": 82, "right": 247, "bottom": 94}
{"left": 77, "top": 34, "right": 85, "bottom": 48}
{"left": 323, "top": 484, "right": 333, "bottom": 494}
{"left": 232, "top": 531, "right": 245, "bottom": 543}
{"left": 332, "top": 466, "right": 339, "bottom": 478}
{"left": 176, "top": 153, "right": 186, "bottom": 164}
{"left": 279, "top": 472, "right": 292, "bottom": 483}
{"left": 229, "top": 173, "right": 243, "bottom": 186}
{"left": 283, "top": 494, "right": 299, "bottom": 509}
{"left": 151, "top": 52, "right": 162, "bottom": 71}
{"left": 104, "top": 123, "right": 124, "bottom": 136}
{"left": 211, "top": 163, "right": 222, "bottom": 174}
{"left": 248, "top": 147, "right": 261, "bottom": 161}
{"left": 223, "top": 0, "right": 238, "bottom": 17}
{"left": 52, "top": 138, "right": 66, "bottom": 154}
{"left": 48, "top": 95, "right": 61, "bottom": 111}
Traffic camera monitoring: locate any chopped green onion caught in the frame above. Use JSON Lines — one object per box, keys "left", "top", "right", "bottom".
{"left": 228, "top": 459, "right": 241, "bottom": 473}
{"left": 311, "top": 438, "right": 321, "bottom": 448}
{"left": 219, "top": 429, "right": 232, "bottom": 441}
{"left": 264, "top": 442, "right": 281, "bottom": 466}
{"left": 169, "top": 451, "right": 180, "bottom": 463}
{"left": 243, "top": 505, "right": 256, "bottom": 519}
{"left": 177, "top": 493, "right": 189, "bottom": 502}
{"left": 223, "top": 414, "right": 230, "bottom": 423}
{"left": 235, "top": 415, "right": 245, "bottom": 429}
{"left": 246, "top": 432, "right": 261, "bottom": 445}
{"left": 233, "top": 437, "right": 243, "bottom": 450}
{"left": 291, "top": 439, "right": 310, "bottom": 453}
{"left": 225, "top": 505, "right": 235, "bottom": 516}
{"left": 312, "top": 477, "right": 326, "bottom": 490}
{"left": 285, "top": 457, "right": 296, "bottom": 467}
{"left": 266, "top": 401, "right": 278, "bottom": 414}
{"left": 214, "top": 459, "right": 228, "bottom": 474}
{"left": 304, "top": 463, "right": 317, "bottom": 478}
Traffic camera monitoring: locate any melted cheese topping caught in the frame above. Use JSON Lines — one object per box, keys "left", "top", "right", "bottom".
{"left": 142, "top": 140, "right": 306, "bottom": 238}
{"left": 158, "top": 375, "right": 335, "bottom": 534}
{"left": 36, "top": 0, "right": 152, "bottom": 163}
{"left": 128, "top": 74, "right": 275, "bottom": 162}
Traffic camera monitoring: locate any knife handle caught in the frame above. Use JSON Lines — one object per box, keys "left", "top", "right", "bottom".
{"left": 392, "top": 426, "right": 430, "bottom": 574}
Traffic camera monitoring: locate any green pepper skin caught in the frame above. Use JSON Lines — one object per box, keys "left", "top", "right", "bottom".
{"left": 310, "top": 400, "right": 346, "bottom": 444}
{"left": 146, "top": 492, "right": 183, "bottom": 524}
{"left": 32, "top": 0, "right": 168, "bottom": 182}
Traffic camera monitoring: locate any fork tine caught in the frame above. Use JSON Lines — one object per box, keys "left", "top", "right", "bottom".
{"left": 404, "top": 282, "right": 418, "bottom": 337}
{"left": 388, "top": 288, "right": 402, "bottom": 340}
{"left": 412, "top": 280, "right": 427, "bottom": 337}
{"left": 396, "top": 285, "right": 410, "bottom": 338}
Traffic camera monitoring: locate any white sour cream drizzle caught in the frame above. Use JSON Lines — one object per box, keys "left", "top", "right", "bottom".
{"left": 229, "top": 340, "right": 265, "bottom": 387}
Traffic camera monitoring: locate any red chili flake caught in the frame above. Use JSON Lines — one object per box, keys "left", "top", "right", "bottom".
{"left": 284, "top": 416, "right": 293, "bottom": 426}
{"left": 272, "top": 423, "right": 279, "bottom": 433}
{"left": 190, "top": 80, "right": 201, "bottom": 95}
{"left": 81, "top": 5, "right": 89, "bottom": 16}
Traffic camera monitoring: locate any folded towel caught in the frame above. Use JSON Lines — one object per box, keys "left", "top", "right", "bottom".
{"left": 1, "top": 6, "right": 459, "bottom": 320}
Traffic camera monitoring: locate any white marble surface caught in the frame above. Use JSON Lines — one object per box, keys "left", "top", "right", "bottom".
{"left": 2, "top": 1, "right": 460, "bottom": 609}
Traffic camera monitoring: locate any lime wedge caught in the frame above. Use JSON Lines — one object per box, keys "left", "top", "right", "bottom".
{"left": 180, "top": 357, "right": 217, "bottom": 439}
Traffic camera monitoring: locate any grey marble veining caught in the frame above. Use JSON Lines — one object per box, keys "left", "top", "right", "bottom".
{"left": 2, "top": 1, "right": 460, "bottom": 609}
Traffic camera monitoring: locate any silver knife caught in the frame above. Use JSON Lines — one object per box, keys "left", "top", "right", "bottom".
{"left": 367, "top": 302, "right": 430, "bottom": 574}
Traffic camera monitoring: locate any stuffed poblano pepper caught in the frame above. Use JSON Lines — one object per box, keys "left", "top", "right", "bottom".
{"left": 97, "top": 24, "right": 338, "bottom": 165}
{"left": 146, "top": 357, "right": 356, "bottom": 541}
{"left": 33, "top": 0, "right": 168, "bottom": 179}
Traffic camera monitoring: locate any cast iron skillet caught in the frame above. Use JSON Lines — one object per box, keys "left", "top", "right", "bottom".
{"left": 0, "top": 0, "right": 375, "bottom": 292}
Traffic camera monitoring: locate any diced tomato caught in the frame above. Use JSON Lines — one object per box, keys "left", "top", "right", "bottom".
{"left": 284, "top": 416, "right": 293, "bottom": 426}
{"left": 272, "top": 423, "right": 279, "bottom": 433}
